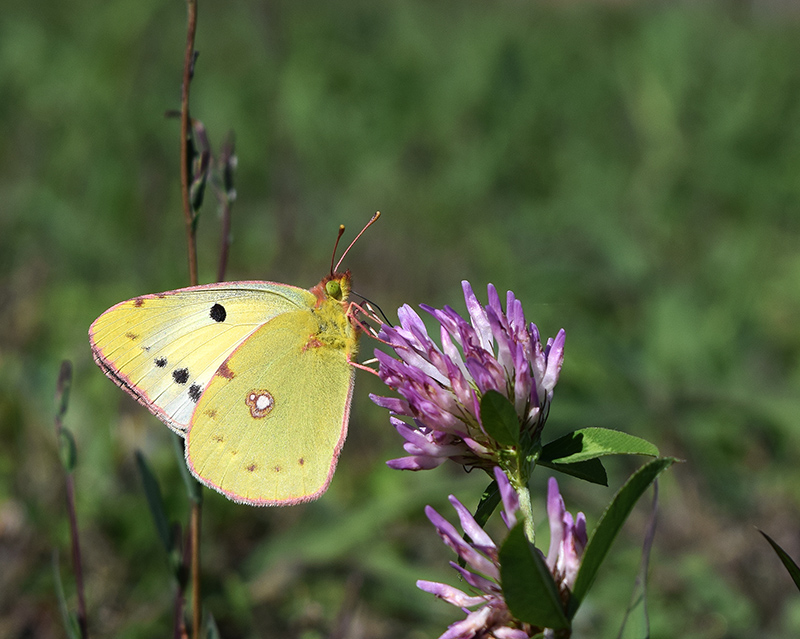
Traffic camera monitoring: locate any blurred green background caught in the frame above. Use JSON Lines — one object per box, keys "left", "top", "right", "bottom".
{"left": 3, "top": 0, "right": 800, "bottom": 637}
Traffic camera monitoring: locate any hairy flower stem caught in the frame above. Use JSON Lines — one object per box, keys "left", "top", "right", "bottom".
{"left": 517, "top": 483, "right": 536, "bottom": 544}
{"left": 506, "top": 455, "right": 536, "bottom": 543}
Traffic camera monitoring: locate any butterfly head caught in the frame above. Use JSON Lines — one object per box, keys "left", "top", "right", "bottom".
{"left": 314, "top": 212, "right": 378, "bottom": 314}
{"left": 313, "top": 271, "right": 352, "bottom": 306}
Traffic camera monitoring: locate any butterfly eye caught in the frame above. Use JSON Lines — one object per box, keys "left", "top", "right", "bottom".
{"left": 325, "top": 279, "right": 343, "bottom": 300}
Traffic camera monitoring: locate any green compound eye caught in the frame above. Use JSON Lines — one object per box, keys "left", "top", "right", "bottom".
{"left": 326, "top": 279, "right": 343, "bottom": 300}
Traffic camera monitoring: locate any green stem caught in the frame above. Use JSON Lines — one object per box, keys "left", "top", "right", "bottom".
{"left": 516, "top": 482, "right": 536, "bottom": 543}
{"left": 507, "top": 453, "right": 536, "bottom": 543}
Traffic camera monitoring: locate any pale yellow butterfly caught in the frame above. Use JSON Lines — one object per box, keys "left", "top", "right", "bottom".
{"left": 89, "top": 214, "right": 379, "bottom": 506}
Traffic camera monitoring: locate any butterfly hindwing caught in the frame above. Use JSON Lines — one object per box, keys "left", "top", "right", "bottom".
{"left": 186, "top": 307, "right": 355, "bottom": 506}
{"left": 89, "top": 282, "right": 315, "bottom": 433}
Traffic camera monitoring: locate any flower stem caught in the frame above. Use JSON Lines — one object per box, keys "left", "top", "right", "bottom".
{"left": 516, "top": 482, "right": 536, "bottom": 543}
{"left": 507, "top": 454, "right": 536, "bottom": 543}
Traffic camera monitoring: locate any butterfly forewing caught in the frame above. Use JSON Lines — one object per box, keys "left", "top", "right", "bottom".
{"left": 89, "top": 282, "right": 315, "bottom": 432}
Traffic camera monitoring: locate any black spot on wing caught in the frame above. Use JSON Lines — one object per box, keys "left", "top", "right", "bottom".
{"left": 210, "top": 303, "right": 226, "bottom": 322}
{"left": 188, "top": 384, "right": 202, "bottom": 402}
{"left": 154, "top": 357, "right": 167, "bottom": 368}
{"left": 173, "top": 368, "right": 190, "bottom": 384}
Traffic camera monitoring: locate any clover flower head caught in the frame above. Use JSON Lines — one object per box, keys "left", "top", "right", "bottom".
{"left": 417, "top": 468, "right": 529, "bottom": 639}
{"left": 418, "top": 471, "right": 587, "bottom": 639}
{"left": 546, "top": 477, "right": 587, "bottom": 595}
{"left": 371, "top": 281, "right": 565, "bottom": 472}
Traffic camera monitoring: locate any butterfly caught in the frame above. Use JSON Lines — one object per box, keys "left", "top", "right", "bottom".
{"left": 89, "top": 214, "right": 378, "bottom": 506}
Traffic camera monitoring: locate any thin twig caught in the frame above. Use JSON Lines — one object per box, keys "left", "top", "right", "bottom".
{"left": 173, "top": 592, "right": 186, "bottom": 639}
{"left": 171, "top": 521, "right": 189, "bottom": 639}
{"left": 216, "top": 133, "right": 235, "bottom": 282}
{"left": 65, "top": 476, "right": 88, "bottom": 637}
{"left": 216, "top": 196, "right": 232, "bottom": 282}
{"left": 189, "top": 120, "right": 235, "bottom": 283}
{"left": 55, "top": 361, "right": 88, "bottom": 638}
{"left": 190, "top": 500, "right": 201, "bottom": 639}
{"left": 180, "top": 0, "right": 199, "bottom": 288}
{"left": 179, "top": 2, "right": 202, "bottom": 638}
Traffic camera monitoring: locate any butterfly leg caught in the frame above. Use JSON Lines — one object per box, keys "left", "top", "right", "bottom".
{"left": 347, "top": 301, "right": 390, "bottom": 343}
{"left": 346, "top": 352, "right": 380, "bottom": 377}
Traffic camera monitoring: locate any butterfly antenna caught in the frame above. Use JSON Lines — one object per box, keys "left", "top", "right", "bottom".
{"left": 334, "top": 211, "right": 381, "bottom": 273}
{"left": 330, "top": 224, "right": 347, "bottom": 277}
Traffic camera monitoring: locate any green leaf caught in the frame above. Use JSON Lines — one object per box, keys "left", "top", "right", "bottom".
{"left": 473, "top": 480, "right": 501, "bottom": 529}
{"left": 760, "top": 530, "right": 800, "bottom": 591}
{"left": 58, "top": 427, "right": 78, "bottom": 474}
{"left": 569, "top": 458, "right": 675, "bottom": 617}
{"left": 172, "top": 433, "right": 203, "bottom": 504}
{"left": 538, "top": 458, "right": 608, "bottom": 486}
{"left": 541, "top": 428, "right": 659, "bottom": 464}
{"left": 205, "top": 610, "right": 222, "bottom": 639}
{"left": 52, "top": 551, "right": 81, "bottom": 639}
{"left": 500, "top": 524, "right": 569, "bottom": 630}
{"left": 135, "top": 450, "right": 173, "bottom": 554}
{"left": 480, "top": 390, "right": 520, "bottom": 446}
